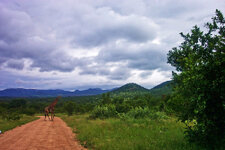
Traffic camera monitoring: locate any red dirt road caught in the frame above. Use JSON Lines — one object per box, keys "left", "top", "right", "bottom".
{"left": 0, "top": 116, "right": 86, "bottom": 150}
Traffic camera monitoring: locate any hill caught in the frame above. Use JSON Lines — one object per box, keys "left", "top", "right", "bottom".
{"left": 110, "top": 81, "right": 173, "bottom": 96}
{"left": 111, "top": 83, "right": 149, "bottom": 94}
{"left": 149, "top": 81, "right": 173, "bottom": 96}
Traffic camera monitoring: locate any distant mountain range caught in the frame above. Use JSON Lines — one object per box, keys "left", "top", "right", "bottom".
{"left": 0, "top": 81, "right": 173, "bottom": 98}
{"left": 0, "top": 88, "right": 110, "bottom": 98}
{"left": 73, "top": 88, "right": 110, "bottom": 96}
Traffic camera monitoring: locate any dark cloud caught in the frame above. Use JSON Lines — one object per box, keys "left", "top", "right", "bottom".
{"left": 80, "top": 65, "right": 109, "bottom": 76}
{"left": 6, "top": 59, "right": 24, "bottom": 70}
{"left": 0, "top": 4, "right": 83, "bottom": 72}
{"left": 0, "top": 37, "right": 81, "bottom": 72}
{"left": 108, "top": 67, "right": 131, "bottom": 80}
{"left": 97, "top": 43, "right": 171, "bottom": 71}
{"left": 139, "top": 71, "right": 153, "bottom": 79}
{"left": 0, "top": 4, "right": 33, "bottom": 43}
{"left": 79, "top": 42, "right": 171, "bottom": 81}
{"left": 73, "top": 11, "right": 157, "bottom": 47}
{"left": 80, "top": 65, "right": 131, "bottom": 81}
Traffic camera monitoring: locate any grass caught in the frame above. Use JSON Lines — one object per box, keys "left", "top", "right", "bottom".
{"left": 59, "top": 114, "right": 202, "bottom": 150}
{"left": 0, "top": 115, "right": 39, "bottom": 133}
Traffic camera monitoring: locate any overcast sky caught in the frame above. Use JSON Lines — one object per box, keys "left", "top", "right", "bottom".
{"left": 0, "top": 0, "right": 224, "bottom": 90}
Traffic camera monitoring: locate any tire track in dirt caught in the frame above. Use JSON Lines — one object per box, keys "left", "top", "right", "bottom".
{"left": 0, "top": 116, "right": 86, "bottom": 150}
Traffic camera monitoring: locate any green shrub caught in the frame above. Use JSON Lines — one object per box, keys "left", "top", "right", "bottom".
{"left": 115, "top": 103, "right": 132, "bottom": 113}
{"left": 119, "top": 107, "right": 169, "bottom": 120}
{"left": 0, "top": 106, "right": 7, "bottom": 116}
{"left": 23, "top": 108, "right": 36, "bottom": 116}
{"left": 90, "top": 104, "right": 117, "bottom": 119}
{"left": 64, "top": 101, "right": 76, "bottom": 116}
{"left": 149, "top": 111, "right": 169, "bottom": 120}
{"left": 2, "top": 112, "right": 21, "bottom": 120}
{"left": 126, "top": 107, "right": 151, "bottom": 119}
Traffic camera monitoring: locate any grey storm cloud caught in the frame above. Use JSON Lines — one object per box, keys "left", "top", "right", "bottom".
{"left": 79, "top": 42, "right": 171, "bottom": 80}
{"left": 80, "top": 64, "right": 131, "bottom": 81}
{"left": 0, "top": 2, "right": 85, "bottom": 72}
{"left": 0, "top": 0, "right": 224, "bottom": 89}
{"left": 72, "top": 8, "right": 157, "bottom": 47}
{"left": 139, "top": 71, "right": 153, "bottom": 79}
{"left": 0, "top": 4, "right": 33, "bottom": 43}
{"left": 80, "top": 65, "right": 109, "bottom": 76}
{"left": 6, "top": 59, "right": 24, "bottom": 70}
{"left": 108, "top": 67, "right": 131, "bottom": 80}
{"left": 97, "top": 44, "right": 171, "bottom": 71}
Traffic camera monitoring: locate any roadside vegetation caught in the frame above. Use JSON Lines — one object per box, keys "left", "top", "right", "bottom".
{"left": 0, "top": 115, "right": 38, "bottom": 133}
{"left": 60, "top": 114, "right": 201, "bottom": 150}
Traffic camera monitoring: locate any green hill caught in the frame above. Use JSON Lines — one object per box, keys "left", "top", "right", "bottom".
{"left": 149, "top": 81, "right": 173, "bottom": 97}
{"left": 109, "top": 81, "right": 173, "bottom": 97}
{"left": 111, "top": 83, "right": 149, "bottom": 94}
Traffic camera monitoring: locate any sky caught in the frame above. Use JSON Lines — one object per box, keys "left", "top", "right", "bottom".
{"left": 0, "top": 0, "right": 224, "bottom": 90}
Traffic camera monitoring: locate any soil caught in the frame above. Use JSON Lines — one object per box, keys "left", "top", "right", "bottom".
{"left": 0, "top": 116, "right": 86, "bottom": 150}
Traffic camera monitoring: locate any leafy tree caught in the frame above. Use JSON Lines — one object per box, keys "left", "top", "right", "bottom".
{"left": 64, "top": 101, "right": 76, "bottom": 116}
{"left": 115, "top": 103, "right": 132, "bottom": 113}
{"left": 23, "top": 108, "right": 36, "bottom": 116}
{"left": 90, "top": 104, "right": 117, "bottom": 119}
{"left": 101, "top": 93, "right": 111, "bottom": 105}
{"left": 167, "top": 10, "right": 225, "bottom": 149}
{"left": 9, "top": 99, "right": 27, "bottom": 109}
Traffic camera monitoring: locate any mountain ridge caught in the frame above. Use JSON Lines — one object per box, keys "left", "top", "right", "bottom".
{"left": 0, "top": 88, "right": 110, "bottom": 97}
{"left": 0, "top": 81, "right": 173, "bottom": 98}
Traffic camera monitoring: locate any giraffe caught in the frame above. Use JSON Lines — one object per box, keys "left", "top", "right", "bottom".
{"left": 44, "top": 96, "right": 61, "bottom": 121}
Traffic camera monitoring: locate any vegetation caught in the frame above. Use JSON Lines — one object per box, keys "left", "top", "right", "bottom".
{"left": 149, "top": 81, "right": 173, "bottom": 97}
{"left": 122, "top": 107, "right": 169, "bottom": 120}
{"left": 60, "top": 114, "right": 201, "bottom": 150}
{"left": 167, "top": 9, "right": 225, "bottom": 149}
{"left": 63, "top": 101, "right": 76, "bottom": 116}
{"left": 0, "top": 115, "right": 38, "bottom": 133}
{"left": 90, "top": 104, "right": 118, "bottom": 119}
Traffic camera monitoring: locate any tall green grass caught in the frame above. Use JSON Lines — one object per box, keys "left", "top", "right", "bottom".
{"left": 60, "top": 114, "right": 201, "bottom": 150}
{"left": 0, "top": 115, "right": 39, "bottom": 133}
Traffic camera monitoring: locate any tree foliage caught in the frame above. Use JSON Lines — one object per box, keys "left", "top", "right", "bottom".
{"left": 167, "top": 10, "right": 225, "bottom": 149}
{"left": 90, "top": 104, "right": 117, "bottom": 119}
{"left": 63, "top": 101, "right": 76, "bottom": 116}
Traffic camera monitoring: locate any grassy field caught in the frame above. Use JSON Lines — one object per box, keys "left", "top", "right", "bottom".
{"left": 0, "top": 115, "right": 39, "bottom": 133}
{"left": 59, "top": 114, "right": 201, "bottom": 150}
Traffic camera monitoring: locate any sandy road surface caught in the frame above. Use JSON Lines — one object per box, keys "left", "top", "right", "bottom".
{"left": 0, "top": 116, "right": 86, "bottom": 150}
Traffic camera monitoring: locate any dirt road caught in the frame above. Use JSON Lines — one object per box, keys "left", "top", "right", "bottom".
{"left": 0, "top": 116, "right": 86, "bottom": 150}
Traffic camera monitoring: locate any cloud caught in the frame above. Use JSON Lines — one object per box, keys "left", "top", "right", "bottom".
{"left": 0, "top": 0, "right": 224, "bottom": 90}
{"left": 6, "top": 59, "right": 25, "bottom": 70}
{"left": 79, "top": 63, "right": 131, "bottom": 81}
{"left": 72, "top": 7, "right": 158, "bottom": 47}
{"left": 139, "top": 71, "right": 153, "bottom": 79}
{"left": 97, "top": 42, "right": 171, "bottom": 70}
{"left": 108, "top": 67, "right": 131, "bottom": 80}
{"left": 0, "top": 2, "right": 84, "bottom": 72}
{"left": 0, "top": 3, "right": 34, "bottom": 43}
